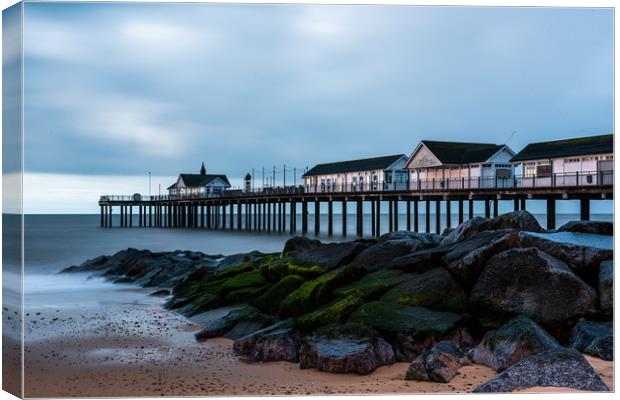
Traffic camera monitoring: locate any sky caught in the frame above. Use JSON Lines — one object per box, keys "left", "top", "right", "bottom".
{"left": 18, "top": 3, "right": 614, "bottom": 213}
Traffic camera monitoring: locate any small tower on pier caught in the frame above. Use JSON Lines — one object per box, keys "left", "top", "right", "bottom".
{"left": 244, "top": 173, "right": 252, "bottom": 192}
{"left": 200, "top": 162, "right": 207, "bottom": 175}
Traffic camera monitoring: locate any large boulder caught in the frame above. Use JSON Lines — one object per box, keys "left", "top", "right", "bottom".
{"left": 518, "top": 232, "right": 612, "bottom": 286}
{"left": 333, "top": 269, "right": 405, "bottom": 300}
{"left": 473, "top": 348, "right": 609, "bottom": 392}
{"left": 405, "top": 340, "right": 470, "bottom": 383}
{"left": 299, "top": 323, "right": 395, "bottom": 374}
{"left": 253, "top": 275, "right": 305, "bottom": 314}
{"left": 348, "top": 301, "right": 464, "bottom": 360}
{"left": 296, "top": 296, "right": 364, "bottom": 332}
{"left": 349, "top": 233, "right": 440, "bottom": 272}
{"left": 558, "top": 220, "right": 613, "bottom": 236}
{"left": 233, "top": 319, "right": 300, "bottom": 362}
{"left": 599, "top": 260, "right": 613, "bottom": 319}
{"left": 282, "top": 237, "right": 372, "bottom": 270}
{"left": 380, "top": 268, "right": 468, "bottom": 313}
{"left": 471, "top": 315, "right": 561, "bottom": 371}
{"left": 442, "top": 211, "right": 542, "bottom": 245}
{"left": 216, "top": 251, "right": 264, "bottom": 272}
{"left": 442, "top": 230, "right": 519, "bottom": 288}
{"left": 390, "top": 246, "right": 454, "bottom": 274}
{"left": 279, "top": 265, "right": 365, "bottom": 317}
{"left": 60, "top": 255, "right": 109, "bottom": 273}
{"left": 470, "top": 248, "right": 599, "bottom": 331}
{"left": 569, "top": 321, "right": 613, "bottom": 361}
{"left": 194, "top": 305, "right": 276, "bottom": 340}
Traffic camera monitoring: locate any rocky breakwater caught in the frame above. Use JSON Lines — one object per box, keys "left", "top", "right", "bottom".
{"left": 62, "top": 211, "right": 613, "bottom": 392}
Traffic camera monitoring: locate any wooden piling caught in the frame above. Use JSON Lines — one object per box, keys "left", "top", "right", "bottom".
{"left": 302, "top": 201, "right": 308, "bottom": 234}
{"left": 342, "top": 200, "right": 347, "bottom": 236}
{"left": 413, "top": 199, "right": 419, "bottom": 232}
{"left": 425, "top": 200, "right": 430, "bottom": 233}
{"left": 394, "top": 200, "right": 399, "bottom": 231}
{"left": 375, "top": 200, "right": 381, "bottom": 236}
{"left": 458, "top": 199, "right": 463, "bottom": 224}
{"left": 406, "top": 200, "right": 411, "bottom": 231}
{"left": 314, "top": 201, "right": 320, "bottom": 236}
{"left": 484, "top": 200, "right": 490, "bottom": 218}
{"left": 356, "top": 199, "right": 363, "bottom": 237}
{"left": 446, "top": 200, "right": 451, "bottom": 228}
{"left": 547, "top": 198, "right": 556, "bottom": 229}
{"left": 435, "top": 200, "right": 441, "bottom": 234}
{"left": 328, "top": 200, "right": 334, "bottom": 236}
{"left": 580, "top": 198, "right": 590, "bottom": 221}
{"left": 388, "top": 200, "right": 393, "bottom": 232}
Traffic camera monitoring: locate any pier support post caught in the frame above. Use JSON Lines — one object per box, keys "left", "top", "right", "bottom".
{"left": 468, "top": 199, "right": 474, "bottom": 219}
{"left": 290, "top": 201, "right": 296, "bottom": 233}
{"left": 253, "top": 203, "right": 257, "bottom": 230}
{"left": 580, "top": 198, "right": 590, "bottom": 221}
{"left": 149, "top": 205, "right": 153, "bottom": 227}
{"left": 120, "top": 206, "right": 124, "bottom": 227}
{"left": 484, "top": 200, "right": 490, "bottom": 218}
{"left": 314, "top": 201, "right": 320, "bottom": 236}
{"left": 342, "top": 200, "right": 347, "bottom": 236}
{"left": 493, "top": 199, "right": 499, "bottom": 218}
{"left": 238, "top": 203, "right": 242, "bottom": 230}
{"left": 513, "top": 199, "right": 519, "bottom": 212}
{"left": 370, "top": 200, "right": 375, "bottom": 237}
{"left": 413, "top": 199, "right": 419, "bottom": 232}
{"left": 328, "top": 200, "right": 333, "bottom": 236}
{"left": 129, "top": 206, "right": 133, "bottom": 227}
{"left": 425, "top": 200, "right": 430, "bottom": 233}
{"left": 446, "top": 200, "right": 451, "bottom": 228}
{"left": 356, "top": 199, "right": 363, "bottom": 237}
{"left": 547, "top": 198, "right": 556, "bottom": 230}
{"left": 302, "top": 201, "right": 308, "bottom": 234}
{"left": 100, "top": 205, "right": 104, "bottom": 227}
{"left": 435, "top": 200, "right": 441, "bottom": 234}
{"left": 375, "top": 200, "right": 381, "bottom": 237}
{"left": 267, "top": 202, "right": 272, "bottom": 232}
{"left": 394, "top": 200, "right": 399, "bottom": 231}
{"left": 406, "top": 200, "right": 411, "bottom": 231}
{"left": 458, "top": 200, "right": 464, "bottom": 224}
{"left": 388, "top": 200, "right": 393, "bottom": 232}
{"left": 520, "top": 198, "right": 526, "bottom": 211}
{"left": 108, "top": 206, "right": 112, "bottom": 227}
{"left": 230, "top": 203, "right": 234, "bottom": 229}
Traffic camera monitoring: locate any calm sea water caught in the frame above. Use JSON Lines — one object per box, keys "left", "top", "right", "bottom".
{"left": 23, "top": 212, "right": 613, "bottom": 274}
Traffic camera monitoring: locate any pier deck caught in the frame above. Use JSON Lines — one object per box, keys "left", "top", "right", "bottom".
{"left": 99, "top": 171, "right": 613, "bottom": 235}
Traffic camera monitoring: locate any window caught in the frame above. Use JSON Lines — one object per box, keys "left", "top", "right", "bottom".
{"left": 564, "top": 158, "right": 580, "bottom": 163}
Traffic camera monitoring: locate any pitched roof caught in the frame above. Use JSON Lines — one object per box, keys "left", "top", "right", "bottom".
{"left": 167, "top": 174, "right": 231, "bottom": 189}
{"left": 511, "top": 134, "right": 613, "bottom": 162}
{"left": 420, "top": 140, "right": 506, "bottom": 164}
{"left": 303, "top": 154, "right": 406, "bottom": 177}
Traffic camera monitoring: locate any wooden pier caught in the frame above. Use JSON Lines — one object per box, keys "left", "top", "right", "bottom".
{"left": 99, "top": 172, "right": 613, "bottom": 236}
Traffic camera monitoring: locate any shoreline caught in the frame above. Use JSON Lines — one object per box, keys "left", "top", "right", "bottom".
{"left": 21, "top": 282, "right": 613, "bottom": 397}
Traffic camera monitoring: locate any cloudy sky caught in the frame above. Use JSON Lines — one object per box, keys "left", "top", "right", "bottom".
{"left": 22, "top": 3, "right": 612, "bottom": 213}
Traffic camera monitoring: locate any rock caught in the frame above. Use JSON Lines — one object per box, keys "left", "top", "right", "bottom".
{"left": 219, "top": 269, "right": 267, "bottom": 296}
{"left": 113, "top": 277, "right": 134, "bottom": 284}
{"left": 150, "top": 289, "right": 171, "bottom": 296}
{"left": 470, "top": 248, "right": 599, "bottom": 330}
{"left": 194, "top": 305, "right": 276, "bottom": 341}
{"left": 599, "top": 260, "right": 613, "bottom": 319}
{"left": 60, "top": 255, "right": 108, "bottom": 273}
{"left": 254, "top": 275, "right": 305, "bottom": 314}
{"left": 381, "top": 268, "right": 468, "bottom": 313}
{"left": 233, "top": 319, "right": 300, "bottom": 362}
{"left": 405, "top": 340, "right": 470, "bottom": 383}
{"left": 282, "top": 237, "right": 372, "bottom": 270}
{"left": 216, "top": 251, "right": 265, "bottom": 272}
{"left": 333, "top": 269, "right": 404, "bottom": 300}
{"left": 442, "top": 230, "right": 519, "bottom": 288}
{"left": 296, "top": 296, "right": 364, "bottom": 332}
{"left": 349, "top": 236, "right": 439, "bottom": 272}
{"left": 471, "top": 315, "right": 561, "bottom": 371}
{"left": 163, "top": 296, "right": 192, "bottom": 310}
{"left": 349, "top": 301, "right": 462, "bottom": 337}
{"left": 442, "top": 211, "right": 542, "bottom": 245}
{"left": 558, "top": 220, "right": 613, "bottom": 236}
{"left": 390, "top": 246, "right": 453, "bottom": 274}
{"left": 518, "top": 232, "right": 612, "bottom": 286}
{"left": 569, "top": 321, "right": 613, "bottom": 361}
{"left": 279, "top": 265, "right": 365, "bottom": 317}
{"left": 378, "top": 231, "right": 442, "bottom": 246}
{"left": 299, "top": 323, "right": 395, "bottom": 374}
{"left": 348, "top": 301, "right": 464, "bottom": 360}
{"left": 473, "top": 348, "right": 609, "bottom": 392}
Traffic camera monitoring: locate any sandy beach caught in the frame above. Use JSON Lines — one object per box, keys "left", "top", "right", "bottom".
{"left": 21, "top": 283, "right": 613, "bottom": 397}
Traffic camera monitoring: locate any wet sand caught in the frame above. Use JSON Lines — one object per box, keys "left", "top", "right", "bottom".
{"left": 21, "top": 285, "right": 613, "bottom": 397}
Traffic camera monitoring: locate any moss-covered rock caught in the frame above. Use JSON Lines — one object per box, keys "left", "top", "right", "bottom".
{"left": 254, "top": 275, "right": 306, "bottom": 314}
{"left": 333, "top": 270, "right": 404, "bottom": 300}
{"left": 219, "top": 269, "right": 266, "bottom": 296}
{"left": 380, "top": 268, "right": 468, "bottom": 313}
{"left": 296, "top": 296, "right": 364, "bottom": 332}
{"left": 279, "top": 265, "right": 366, "bottom": 317}
{"left": 288, "top": 264, "right": 326, "bottom": 279}
{"left": 348, "top": 301, "right": 462, "bottom": 337}
{"left": 258, "top": 255, "right": 291, "bottom": 282}
{"left": 224, "top": 284, "right": 272, "bottom": 304}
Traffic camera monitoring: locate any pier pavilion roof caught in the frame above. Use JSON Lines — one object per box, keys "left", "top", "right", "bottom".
{"left": 405, "top": 140, "right": 509, "bottom": 169}
{"left": 303, "top": 154, "right": 407, "bottom": 177}
{"left": 511, "top": 134, "right": 613, "bottom": 162}
{"left": 167, "top": 174, "right": 231, "bottom": 190}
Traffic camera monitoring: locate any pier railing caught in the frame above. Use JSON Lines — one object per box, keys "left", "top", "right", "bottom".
{"left": 100, "top": 170, "right": 612, "bottom": 202}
